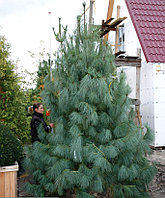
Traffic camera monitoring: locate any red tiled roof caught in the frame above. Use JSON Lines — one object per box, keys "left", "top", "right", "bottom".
{"left": 125, "top": 0, "right": 165, "bottom": 63}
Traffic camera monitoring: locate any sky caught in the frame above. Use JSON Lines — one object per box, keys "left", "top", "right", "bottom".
{"left": 0, "top": 0, "right": 110, "bottom": 74}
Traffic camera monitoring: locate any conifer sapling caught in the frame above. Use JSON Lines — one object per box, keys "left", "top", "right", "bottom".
{"left": 24, "top": 18, "right": 156, "bottom": 198}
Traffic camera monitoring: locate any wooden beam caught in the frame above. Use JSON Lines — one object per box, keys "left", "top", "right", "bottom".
{"left": 101, "top": 17, "right": 127, "bottom": 38}
{"left": 104, "top": 0, "right": 114, "bottom": 42}
{"left": 115, "top": 57, "right": 141, "bottom": 67}
{"left": 109, "top": 17, "right": 127, "bottom": 28}
{"left": 115, "top": 5, "right": 120, "bottom": 54}
{"left": 135, "top": 48, "right": 142, "bottom": 126}
{"left": 103, "top": 17, "right": 114, "bottom": 25}
{"left": 102, "top": 24, "right": 116, "bottom": 29}
{"left": 100, "top": 22, "right": 116, "bottom": 37}
{"left": 136, "top": 66, "right": 141, "bottom": 100}
{"left": 100, "top": 28, "right": 116, "bottom": 37}
{"left": 115, "top": 51, "right": 126, "bottom": 56}
{"left": 101, "top": 19, "right": 116, "bottom": 37}
{"left": 136, "top": 48, "right": 141, "bottom": 99}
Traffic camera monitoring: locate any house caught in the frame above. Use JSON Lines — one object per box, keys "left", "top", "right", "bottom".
{"left": 108, "top": 0, "right": 165, "bottom": 147}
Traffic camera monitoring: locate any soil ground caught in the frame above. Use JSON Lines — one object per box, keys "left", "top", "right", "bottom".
{"left": 148, "top": 149, "right": 165, "bottom": 198}
{"left": 18, "top": 149, "right": 165, "bottom": 197}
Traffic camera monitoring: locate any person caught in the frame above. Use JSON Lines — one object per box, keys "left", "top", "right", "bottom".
{"left": 30, "top": 102, "right": 54, "bottom": 143}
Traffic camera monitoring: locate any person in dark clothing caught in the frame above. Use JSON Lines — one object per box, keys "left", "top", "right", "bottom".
{"left": 30, "top": 103, "right": 54, "bottom": 143}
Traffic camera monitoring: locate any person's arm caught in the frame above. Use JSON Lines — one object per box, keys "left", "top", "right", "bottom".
{"left": 49, "top": 123, "right": 54, "bottom": 128}
{"left": 42, "top": 120, "right": 54, "bottom": 132}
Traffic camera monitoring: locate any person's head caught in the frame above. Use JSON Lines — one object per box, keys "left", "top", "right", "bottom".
{"left": 33, "top": 103, "right": 44, "bottom": 114}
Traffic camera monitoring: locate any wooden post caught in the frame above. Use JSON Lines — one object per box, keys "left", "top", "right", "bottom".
{"left": 136, "top": 48, "right": 141, "bottom": 100}
{"left": 115, "top": 5, "right": 120, "bottom": 54}
{"left": 137, "top": 48, "right": 141, "bottom": 59}
{"left": 135, "top": 48, "right": 142, "bottom": 126}
{"left": 136, "top": 48, "right": 141, "bottom": 102}
{"left": 104, "top": 0, "right": 114, "bottom": 42}
{"left": 89, "top": 0, "right": 95, "bottom": 29}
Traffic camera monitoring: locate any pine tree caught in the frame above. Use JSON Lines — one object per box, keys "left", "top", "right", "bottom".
{"left": 24, "top": 19, "right": 156, "bottom": 198}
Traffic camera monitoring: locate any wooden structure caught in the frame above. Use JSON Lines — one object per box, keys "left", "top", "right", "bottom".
{"left": 101, "top": 16, "right": 127, "bottom": 38}
{"left": 101, "top": 0, "right": 127, "bottom": 54}
{"left": 103, "top": 0, "right": 114, "bottom": 42}
{"left": 115, "top": 53, "right": 142, "bottom": 126}
{"left": 0, "top": 162, "right": 19, "bottom": 197}
{"left": 101, "top": 0, "right": 142, "bottom": 126}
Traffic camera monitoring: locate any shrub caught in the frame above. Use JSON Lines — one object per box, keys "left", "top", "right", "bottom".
{"left": 0, "top": 34, "right": 31, "bottom": 144}
{"left": 0, "top": 123, "right": 23, "bottom": 167}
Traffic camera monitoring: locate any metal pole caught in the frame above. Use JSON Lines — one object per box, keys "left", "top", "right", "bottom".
{"left": 83, "top": 2, "right": 86, "bottom": 29}
{"left": 48, "top": 11, "right": 52, "bottom": 81}
{"left": 48, "top": 12, "right": 54, "bottom": 132}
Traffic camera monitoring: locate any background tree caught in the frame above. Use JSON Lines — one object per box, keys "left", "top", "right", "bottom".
{"left": 25, "top": 59, "right": 51, "bottom": 127}
{"left": 30, "top": 59, "right": 49, "bottom": 103}
{"left": 24, "top": 21, "right": 156, "bottom": 198}
{"left": 0, "top": 35, "right": 30, "bottom": 144}
{"left": 0, "top": 123, "right": 23, "bottom": 166}
{"left": 24, "top": 43, "right": 51, "bottom": 115}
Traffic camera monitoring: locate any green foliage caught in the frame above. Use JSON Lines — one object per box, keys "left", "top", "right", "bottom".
{"left": 0, "top": 35, "right": 31, "bottom": 144}
{"left": 24, "top": 21, "right": 156, "bottom": 197}
{"left": 0, "top": 123, "right": 23, "bottom": 166}
{"left": 31, "top": 60, "right": 49, "bottom": 103}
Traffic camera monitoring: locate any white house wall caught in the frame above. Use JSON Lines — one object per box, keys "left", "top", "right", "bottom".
{"left": 140, "top": 62, "right": 155, "bottom": 140}
{"left": 108, "top": 1, "right": 165, "bottom": 146}
{"left": 153, "top": 64, "right": 165, "bottom": 146}
{"left": 123, "top": 59, "right": 165, "bottom": 147}
{"left": 141, "top": 63, "right": 165, "bottom": 147}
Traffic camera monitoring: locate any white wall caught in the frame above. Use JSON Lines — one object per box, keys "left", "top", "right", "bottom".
{"left": 141, "top": 63, "right": 165, "bottom": 147}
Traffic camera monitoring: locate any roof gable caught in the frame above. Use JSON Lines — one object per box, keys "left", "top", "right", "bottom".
{"left": 125, "top": 0, "right": 165, "bottom": 63}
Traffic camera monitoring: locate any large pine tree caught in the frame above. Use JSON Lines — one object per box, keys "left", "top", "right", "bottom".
{"left": 24, "top": 20, "right": 156, "bottom": 197}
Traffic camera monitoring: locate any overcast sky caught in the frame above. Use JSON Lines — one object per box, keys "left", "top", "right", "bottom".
{"left": 0, "top": 0, "right": 111, "bottom": 74}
